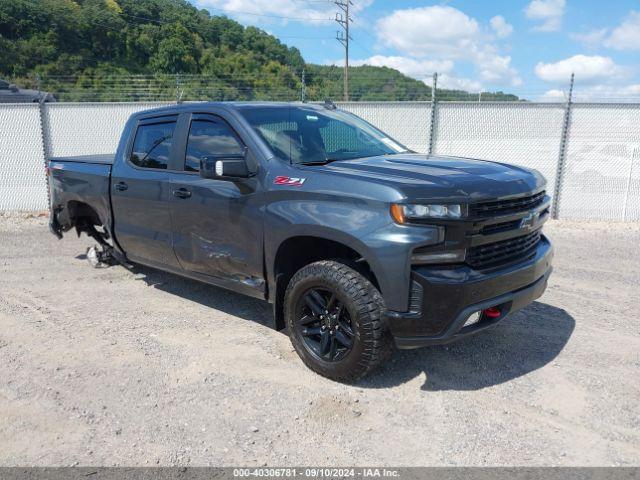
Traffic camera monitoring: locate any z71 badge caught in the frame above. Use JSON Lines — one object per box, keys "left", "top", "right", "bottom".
{"left": 274, "top": 176, "right": 306, "bottom": 187}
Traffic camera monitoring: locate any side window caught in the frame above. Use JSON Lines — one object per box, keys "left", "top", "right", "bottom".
{"left": 185, "top": 119, "right": 244, "bottom": 172}
{"left": 130, "top": 121, "right": 176, "bottom": 170}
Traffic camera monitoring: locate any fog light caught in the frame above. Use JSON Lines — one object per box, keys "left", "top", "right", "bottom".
{"left": 463, "top": 311, "right": 481, "bottom": 328}
{"left": 411, "top": 249, "right": 466, "bottom": 265}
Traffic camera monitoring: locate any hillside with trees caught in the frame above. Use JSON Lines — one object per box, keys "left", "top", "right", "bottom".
{"left": 0, "top": 0, "right": 520, "bottom": 102}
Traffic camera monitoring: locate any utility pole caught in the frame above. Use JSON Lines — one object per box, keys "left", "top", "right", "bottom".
{"left": 335, "top": 0, "right": 352, "bottom": 102}
{"left": 301, "top": 69, "right": 306, "bottom": 102}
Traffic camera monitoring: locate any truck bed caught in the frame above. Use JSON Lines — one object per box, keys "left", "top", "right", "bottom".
{"left": 49, "top": 154, "right": 115, "bottom": 165}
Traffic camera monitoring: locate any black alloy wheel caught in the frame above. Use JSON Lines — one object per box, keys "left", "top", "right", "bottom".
{"left": 284, "top": 260, "right": 393, "bottom": 382}
{"left": 295, "top": 287, "right": 355, "bottom": 362}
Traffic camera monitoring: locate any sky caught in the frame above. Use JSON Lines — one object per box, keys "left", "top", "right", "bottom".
{"left": 190, "top": 0, "right": 640, "bottom": 101}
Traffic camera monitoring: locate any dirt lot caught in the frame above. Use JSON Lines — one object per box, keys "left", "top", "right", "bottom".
{"left": 0, "top": 214, "right": 638, "bottom": 467}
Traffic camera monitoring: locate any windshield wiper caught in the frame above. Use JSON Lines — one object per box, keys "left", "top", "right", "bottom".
{"left": 298, "top": 158, "right": 342, "bottom": 166}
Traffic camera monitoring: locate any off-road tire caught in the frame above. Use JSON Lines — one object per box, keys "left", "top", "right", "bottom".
{"left": 284, "top": 260, "right": 393, "bottom": 382}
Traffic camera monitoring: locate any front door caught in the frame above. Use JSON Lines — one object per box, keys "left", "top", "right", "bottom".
{"left": 169, "top": 113, "right": 264, "bottom": 295}
{"left": 111, "top": 115, "right": 180, "bottom": 268}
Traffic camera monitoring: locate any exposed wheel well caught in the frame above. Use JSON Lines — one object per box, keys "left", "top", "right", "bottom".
{"left": 60, "top": 201, "right": 127, "bottom": 266}
{"left": 63, "top": 201, "right": 112, "bottom": 247}
{"left": 272, "top": 236, "right": 380, "bottom": 330}
{"left": 67, "top": 201, "right": 102, "bottom": 228}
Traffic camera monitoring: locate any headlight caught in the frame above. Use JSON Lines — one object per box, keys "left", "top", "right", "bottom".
{"left": 390, "top": 203, "right": 464, "bottom": 224}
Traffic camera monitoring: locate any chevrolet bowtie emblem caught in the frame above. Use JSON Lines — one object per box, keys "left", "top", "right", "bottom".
{"left": 521, "top": 212, "right": 537, "bottom": 229}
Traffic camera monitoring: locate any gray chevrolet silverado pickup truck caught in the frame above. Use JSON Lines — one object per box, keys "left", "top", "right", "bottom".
{"left": 48, "top": 102, "right": 553, "bottom": 382}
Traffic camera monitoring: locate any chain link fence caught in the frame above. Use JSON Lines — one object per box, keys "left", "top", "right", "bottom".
{"left": 337, "top": 102, "right": 432, "bottom": 153}
{"left": 43, "top": 103, "right": 171, "bottom": 157}
{"left": 432, "top": 103, "right": 566, "bottom": 199}
{"left": 0, "top": 104, "right": 48, "bottom": 211}
{"left": 1, "top": 101, "right": 639, "bottom": 221}
{"left": 560, "top": 104, "right": 640, "bottom": 221}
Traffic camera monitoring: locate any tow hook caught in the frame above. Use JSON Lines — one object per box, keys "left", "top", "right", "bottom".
{"left": 482, "top": 306, "right": 502, "bottom": 319}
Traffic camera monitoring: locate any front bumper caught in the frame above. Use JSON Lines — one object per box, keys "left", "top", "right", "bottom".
{"left": 388, "top": 235, "right": 553, "bottom": 349}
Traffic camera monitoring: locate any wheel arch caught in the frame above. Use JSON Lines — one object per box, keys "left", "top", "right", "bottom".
{"left": 53, "top": 199, "right": 116, "bottom": 248}
{"left": 65, "top": 200, "right": 103, "bottom": 226}
{"left": 268, "top": 230, "right": 384, "bottom": 331}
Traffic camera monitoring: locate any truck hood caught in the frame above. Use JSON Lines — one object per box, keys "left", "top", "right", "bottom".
{"left": 318, "top": 154, "right": 546, "bottom": 201}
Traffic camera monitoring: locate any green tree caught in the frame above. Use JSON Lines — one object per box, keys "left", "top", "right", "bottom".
{"left": 0, "top": 0, "right": 521, "bottom": 102}
{"left": 150, "top": 24, "right": 199, "bottom": 73}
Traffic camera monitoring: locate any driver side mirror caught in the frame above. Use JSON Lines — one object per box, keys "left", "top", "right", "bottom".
{"left": 200, "top": 150, "right": 250, "bottom": 180}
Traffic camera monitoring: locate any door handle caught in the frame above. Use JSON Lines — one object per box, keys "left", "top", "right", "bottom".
{"left": 172, "top": 188, "right": 192, "bottom": 199}
{"left": 114, "top": 182, "right": 128, "bottom": 192}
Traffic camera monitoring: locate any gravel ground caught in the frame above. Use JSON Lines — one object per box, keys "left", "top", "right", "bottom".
{"left": 0, "top": 213, "right": 638, "bottom": 467}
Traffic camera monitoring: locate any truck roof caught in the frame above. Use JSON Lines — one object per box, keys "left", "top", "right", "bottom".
{"left": 131, "top": 101, "right": 329, "bottom": 118}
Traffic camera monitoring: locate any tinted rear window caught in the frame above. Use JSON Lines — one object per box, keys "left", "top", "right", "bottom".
{"left": 130, "top": 121, "right": 177, "bottom": 169}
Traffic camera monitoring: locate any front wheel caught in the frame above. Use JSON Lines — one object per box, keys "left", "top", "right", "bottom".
{"left": 284, "top": 260, "right": 393, "bottom": 382}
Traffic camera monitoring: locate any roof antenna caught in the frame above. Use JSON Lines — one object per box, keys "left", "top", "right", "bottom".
{"left": 323, "top": 98, "right": 337, "bottom": 110}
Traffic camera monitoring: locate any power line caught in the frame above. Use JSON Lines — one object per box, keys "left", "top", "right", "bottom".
{"left": 350, "top": 37, "right": 374, "bottom": 57}
{"left": 278, "top": 35, "right": 333, "bottom": 39}
{"left": 353, "top": 26, "right": 377, "bottom": 42}
{"left": 43, "top": 72, "right": 447, "bottom": 82}
{"left": 202, "top": 5, "right": 332, "bottom": 22}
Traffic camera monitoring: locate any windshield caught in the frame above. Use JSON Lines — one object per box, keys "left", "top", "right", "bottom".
{"left": 238, "top": 105, "right": 409, "bottom": 164}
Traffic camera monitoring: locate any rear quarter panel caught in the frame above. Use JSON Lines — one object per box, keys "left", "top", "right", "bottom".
{"left": 48, "top": 159, "right": 113, "bottom": 236}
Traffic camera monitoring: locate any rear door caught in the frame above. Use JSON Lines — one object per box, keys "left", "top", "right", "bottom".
{"left": 111, "top": 114, "right": 180, "bottom": 268}
{"left": 168, "top": 111, "right": 265, "bottom": 296}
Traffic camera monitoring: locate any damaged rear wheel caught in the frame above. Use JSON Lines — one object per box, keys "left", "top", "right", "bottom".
{"left": 86, "top": 245, "right": 114, "bottom": 269}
